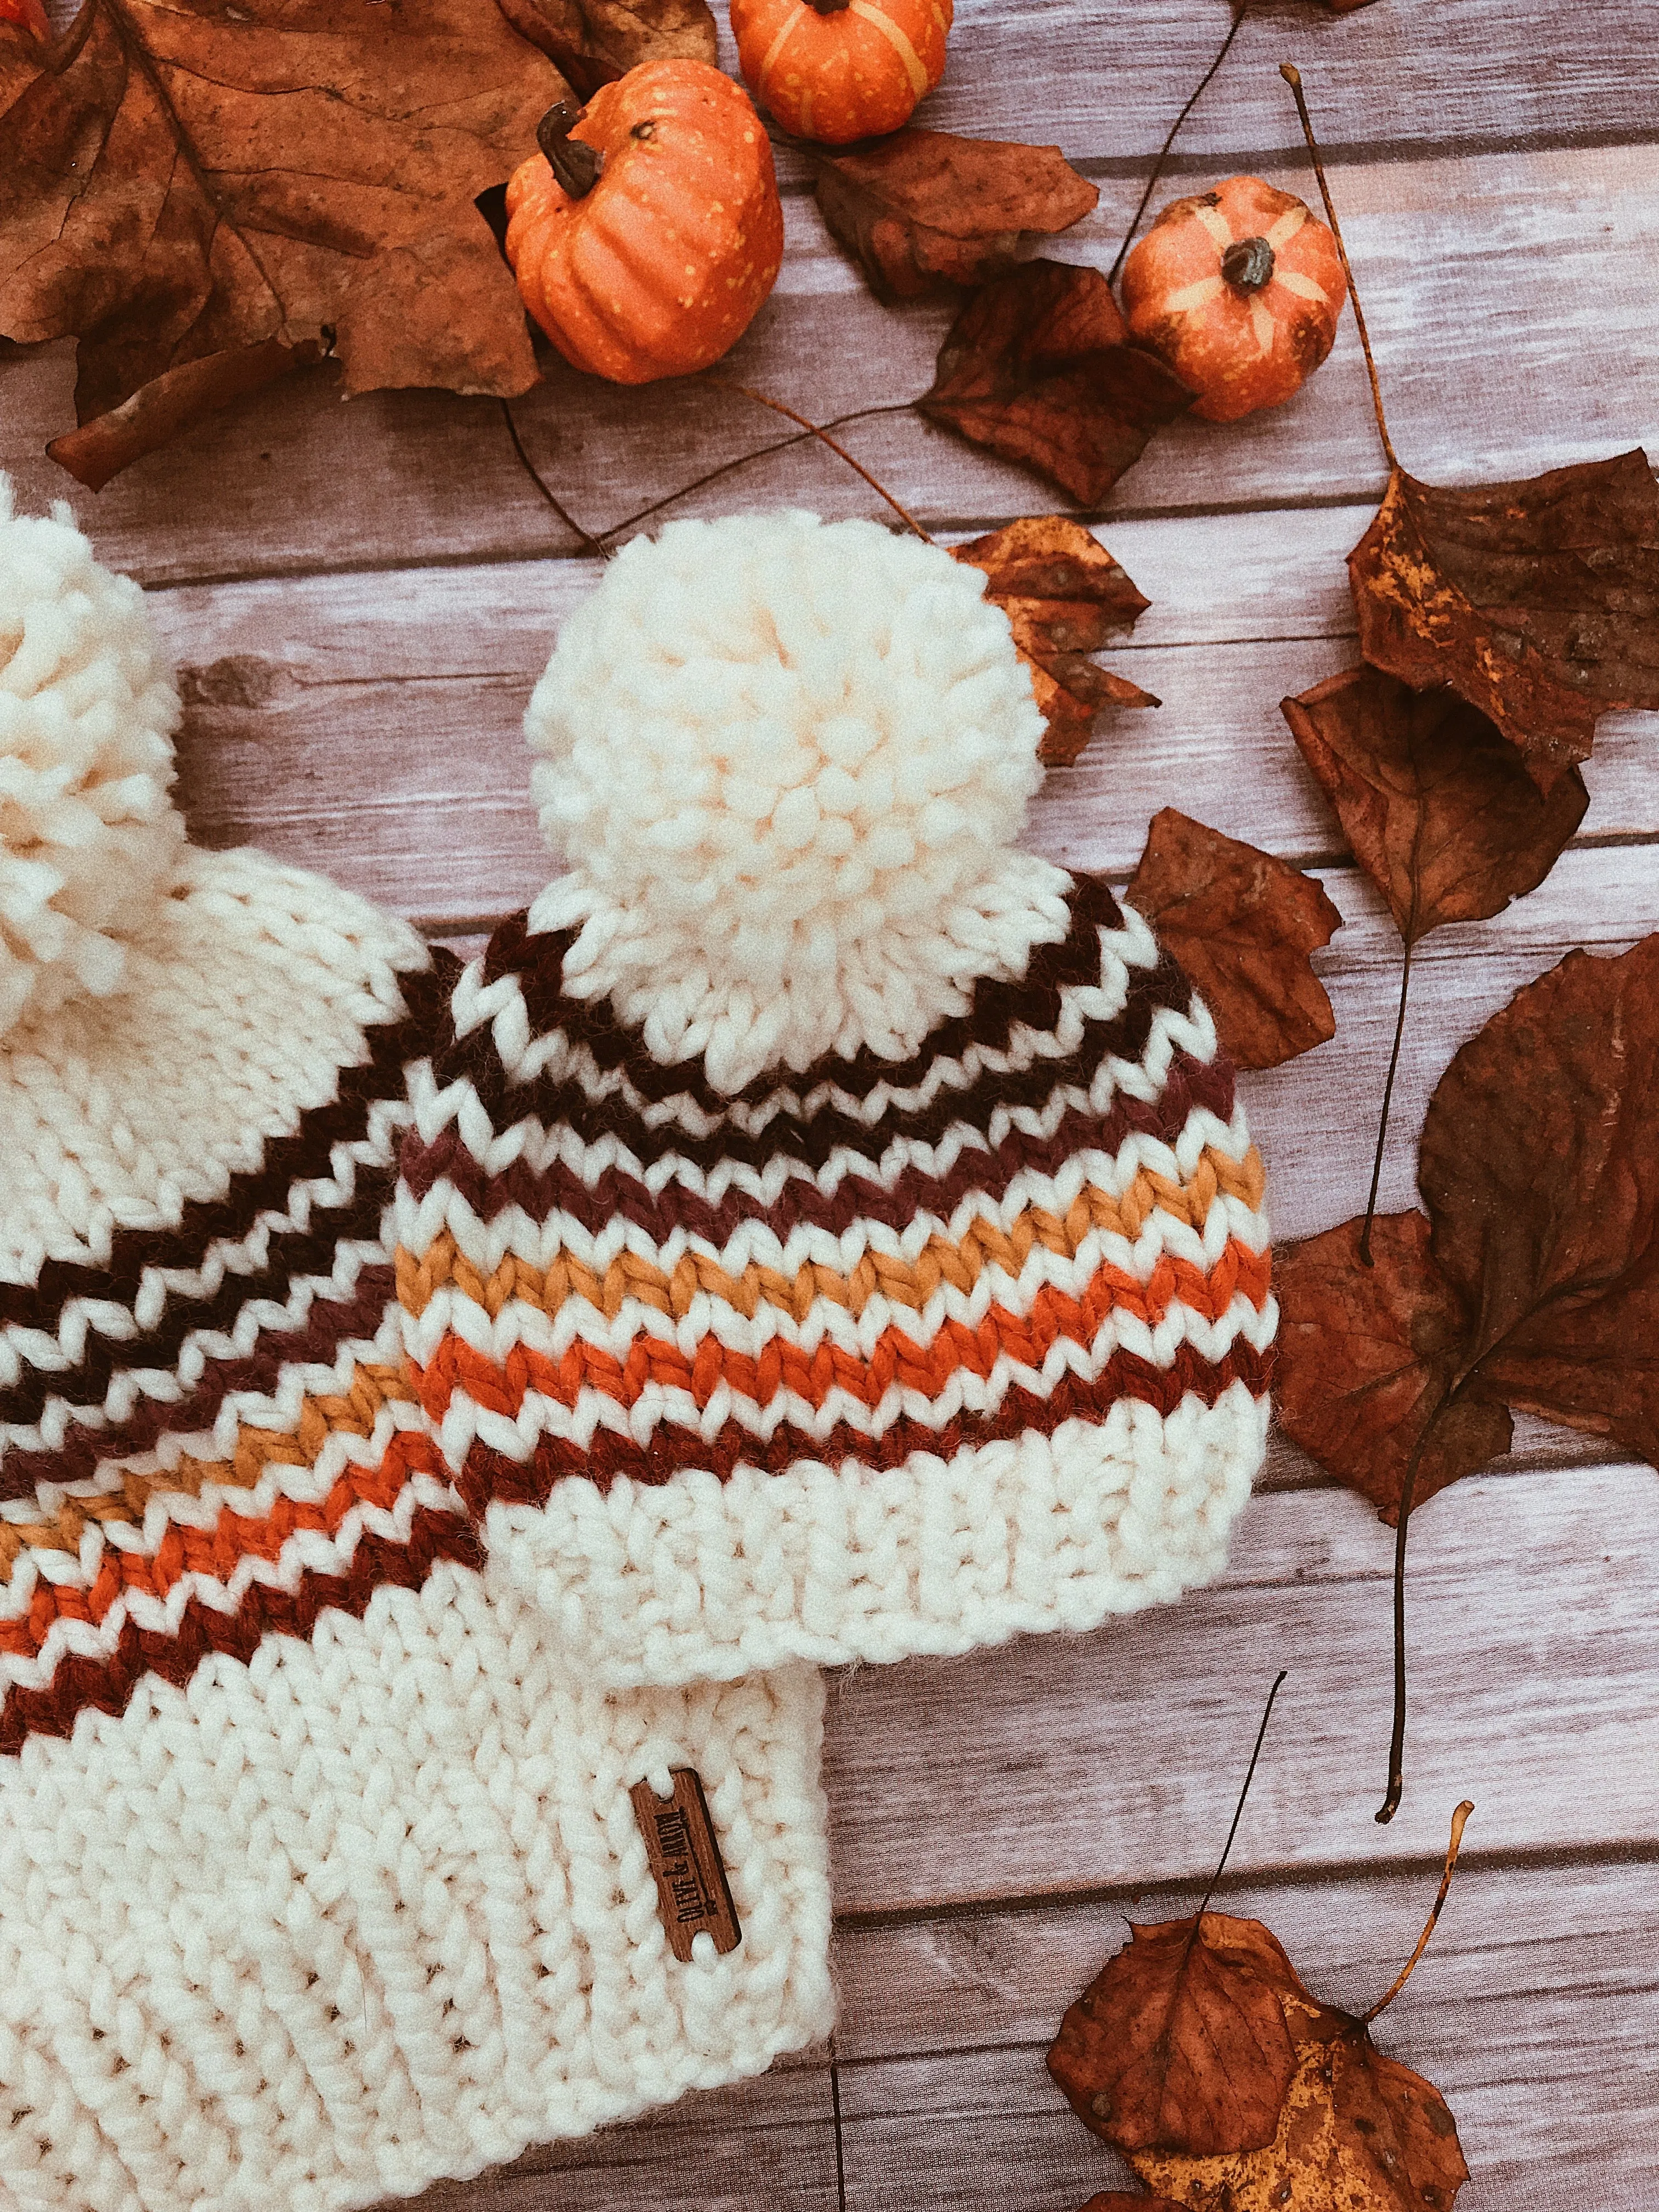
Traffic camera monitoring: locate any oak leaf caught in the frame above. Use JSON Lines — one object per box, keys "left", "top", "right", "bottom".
{"left": 1127, "top": 810, "right": 1341, "bottom": 1069}
{"left": 1049, "top": 1914, "right": 1301, "bottom": 2158}
{"left": 0, "top": 0, "right": 569, "bottom": 481}
{"left": 920, "top": 259, "right": 1194, "bottom": 505}
{"left": 1278, "top": 933, "right": 1659, "bottom": 1516}
{"left": 1282, "top": 664, "right": 1587, "bottom": 947}
{"left": 1348, "top": 452, "right": 1659, "bottom": 793}
{"left": 494, "top": 0, "right": 714, "bottom": 98}
{"left": 953, "top": 516, "right": 1156, "bottom": 765}
{"left": 811, "top": 127, "right": 1098, "bottom": 303}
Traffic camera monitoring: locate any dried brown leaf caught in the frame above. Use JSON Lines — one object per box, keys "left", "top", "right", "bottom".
{"left": 919, "top": 259, "right": 1194, "bottom": 505}
{"left": 953, "top": 515, "right": 1156, "bottom": 765}
{"left": 1079, "top": 2198, "right": 1188, "bottom": 2211}
{"left": 46, "top": 337, "right": 318, "bottom": 492}
{"left": 1348, "top": 452, "right": 1659, "bottom": 793}
{"left": 0, "top": 1, "right": 48, "bottom": 42}
{"left": 1276, "top": 1212, "right": 1512, "bottom": 1521}
{"left": 1420, "top": 933, "right": 1659, "bottom": 1465}
{"left": 1131, "top": 1993, "right": 1468, "bottom": 2212}
{"left": 0, "top": 0, "right": 568, "bottom": 477}
{"left": 494, "top": 0, "right": 714, "bottom": 98}
{"left": 811, "top": 127, "right": 1097, "bottom": 303}
{"left": 1282, "top": 664, "right": 1587, "bottom": 945}
{"left": 1048, "top": 1913, "right": 1304, "bottom": 2158}
{"left": 1127, "top": 810, "right": 1341, "bottom": 1069}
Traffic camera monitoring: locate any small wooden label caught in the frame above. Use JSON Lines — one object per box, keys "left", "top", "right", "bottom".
{"left": 630, "top": 1767, "right": 743, "bottom": 1962}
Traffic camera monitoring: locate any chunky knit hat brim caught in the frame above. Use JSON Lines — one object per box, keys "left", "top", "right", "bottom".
{"left": 396, "top": 872, "right": 1276, "bottom": 1688}
{"left": 0, "top": 1565, "right": 832, "bottom": 2212}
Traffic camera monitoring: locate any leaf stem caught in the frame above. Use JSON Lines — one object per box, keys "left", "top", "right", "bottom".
{"left": 1194, "top": 1669, "right": 1288, "bottom": 1925}
{"left": 701, "top": 377, "right": 935, "bottom": 541}
{"left": 1362, "top": 1799, "right": 1474, "bottom": 2017}
{"left": 1359, "top": 933, "right": 1413, "bottom": 1268}
{"left": 500, "top": 399, "right": 611, "bottom": 560}
{"left": 1375, "top": 1412, "right": 1435, "bottom": 1823}
{"left": 1278, "top": 63, "right": 1398, "bottom": 471}
{"left": 1110, "top": 3, "right": 1250, "bottom": 286}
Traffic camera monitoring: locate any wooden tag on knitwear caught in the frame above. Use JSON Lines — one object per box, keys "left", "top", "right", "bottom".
{"left": 630, "top": 1768, "right": 742, "bottom": 1961}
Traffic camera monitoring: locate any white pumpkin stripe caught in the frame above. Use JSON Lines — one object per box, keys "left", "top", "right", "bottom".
{"left": 850, "top": 0, "right": 930, "bottom": 95}
{"left": 1276, "top": 269, "right": 1331, "bottom": 303}
{"left": 1192, "top": 201, "right": 1233, "bottom": 253}
{"left": 1164, "top": 274, "right": 1225, "bottom": 315}
{"left": 1265, "top": 204, "right": 1309, "bottom": 250}
{"left": 1249, "top": 296, "right": 1277, "bottom": 356}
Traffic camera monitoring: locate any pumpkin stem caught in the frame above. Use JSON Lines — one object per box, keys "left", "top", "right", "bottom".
{"left": 1221, "top": 235, "right": 1275, "bottom": 292}
{"left": 1280, "top": 63, "right": 1398, "bottom": 471}
{"left": 537, "top": 102, "right": 603, "bottom": 199}
{"left": 804, "top": 0, "right": 853, "bottom": 11}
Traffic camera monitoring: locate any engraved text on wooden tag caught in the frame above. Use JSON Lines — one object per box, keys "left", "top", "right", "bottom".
{"left": 630, "top": 1767, "right": 743, "bottom": 1961}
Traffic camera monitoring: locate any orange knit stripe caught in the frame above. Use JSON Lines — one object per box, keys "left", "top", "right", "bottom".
{"left": 0, "top": 1362, "right": 415, "bottom": 1577}
{"left": 412, "top": 1238, "right": 1272, "bottom": 1424}
{"left": 0, "top": 1427, "right": 444, "bottom": 1664}
{"left": 396, "top": 1146, "right": 1267, "bottom": 1327}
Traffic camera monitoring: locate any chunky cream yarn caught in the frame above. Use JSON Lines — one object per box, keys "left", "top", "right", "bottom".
{"left": 524, "top": 511, "right": 1073, "bottom": 1092}
{"left": 0, "top": 478, "right": 186, "bottom": 1041}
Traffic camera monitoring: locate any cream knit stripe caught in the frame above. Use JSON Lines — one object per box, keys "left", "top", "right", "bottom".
{"left": 478, "top": 1389, "right": 1271, "bottom": 1686}
{"left": 0, "top": 1567, "right": 834, "bottom": 2212}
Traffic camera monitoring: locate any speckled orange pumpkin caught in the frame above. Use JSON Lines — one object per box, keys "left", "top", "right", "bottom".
{"left": 504, "top": 61, "right": 785, "bottom": 384}
{"left": 1121, "top": 175, "right": 1347, "bottom": 423}
{"left": 730, "top": 0, "right": 953, "bottom": 145}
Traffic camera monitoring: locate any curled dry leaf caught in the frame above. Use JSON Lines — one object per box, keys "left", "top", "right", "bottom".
{"left": 1348, "top": 451, "right": 1659, "bottom": 793}
{"left": 1049, "top": 1914, "right": 1301, "bottom": 2158}
{"left": 46, "top": 338, "right": 320, "bottom": 494}
{"left": 952, "top": 515, "right": 1156, "bottom": 766}
{"left": 0, "top": 0, "right": 568, "bottom": 480}
{"left": 920, "top": 259, "right": 1194, "bottom": 505}
{"left": 1277, "top": 932, "right": 1659, "bottom": 1516}
{"left": 1275, "top": 1213, "right": 1512, "bottom": 1522}
{"left": 1127, "top": 810, "right": 1341, "bottom": 1069}
{"left": 811, "top": 127, "right": 1098, "bottom": 303}
{"left": 1282, "top": 664, "right": 1588, "bottom": 947}
{"left": 494, "top": 0, "right": 715, "bottom": 98}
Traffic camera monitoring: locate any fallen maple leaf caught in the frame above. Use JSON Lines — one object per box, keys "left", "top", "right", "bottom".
{"left": 494, "top": 0, "right": 714, "bottom": 99}
{"left": 811, "top": 127, "right": 1098, "bottom": 303}
{"left": 952, "top": 516, "right": 1156, "bottom": 765}
{"left": 1126, "top": 810, "right": 1341, "bottom": 1069}
{"left": 0, "top": 1, "right": 47, "bottom": 42}
{"left": 1348, "top": 452, "right": 1659, "bottom": 793}
{"left": 0, "top": 0, "right": 569, "bottom": 482}
{"left": 919, "top": 259, "right": 1194, "bottom": 505}
{"left": 1282, "top": 665, "right": 1588, "bottom": 946}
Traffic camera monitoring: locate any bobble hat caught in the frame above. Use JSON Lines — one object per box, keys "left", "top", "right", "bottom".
{"left": 0, "top": 485, "right": 833, "bottom": 2212}
{"left": 396, "top": 509, "right": 1278, "bottom": 1691}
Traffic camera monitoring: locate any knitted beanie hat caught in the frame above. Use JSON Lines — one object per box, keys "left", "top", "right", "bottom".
{"left": 0, "top": 487, "right": 832, "bottom": 2211}
{"left": 398, "top": 510, "right": 1277, "bottom": 1691}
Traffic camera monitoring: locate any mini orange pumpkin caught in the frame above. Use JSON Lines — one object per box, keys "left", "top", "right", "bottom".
{"left": 1121, "top": 176, "right": 1347, "bottom": 424}
{"left": 505, "top": 61, "right": 785, "bottom": 384}
{"left": 730, "top": 0, "right": 953, "bottom": 145}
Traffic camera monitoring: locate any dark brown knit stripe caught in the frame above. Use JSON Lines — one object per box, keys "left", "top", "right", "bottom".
{"left": 0, "top": 954, "right": 453, "bottom": 1337}
{"left": 441, "top": 944, "right": 1200, "bottom": 1187}
{"left": 0, "top": 1267, "right": 398, "bottom": 1504}
{"left": 455, "top": 1336, "right": 1273, "bottom": 1516}
{"left": 0, "top": 1172, "right": 397, "bottom": 1432}
{"left": 402, "top": 1051, "right": 1237, "bottom": 1246}
{"left": 0, "top": 1503, "right": 482, "bottom": 1758}
{"left": 480, "top": 872, "right": 1126, "bottom": 1118}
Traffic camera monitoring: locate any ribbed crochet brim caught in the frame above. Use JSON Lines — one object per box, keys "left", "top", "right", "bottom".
{"left": 0, "top": 1565, "right": 832, "bottom": 2212}
{"left": 395, "top": 873, "right": 1276, "bottom": 1686}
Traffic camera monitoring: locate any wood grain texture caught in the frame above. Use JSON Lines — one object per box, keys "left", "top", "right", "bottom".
{"left": 4, "top": 143, "right": 1657, "bottom": 585}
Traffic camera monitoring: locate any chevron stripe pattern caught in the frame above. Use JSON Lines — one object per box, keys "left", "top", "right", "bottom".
{"left": 396, "top": 872, "right": 1277, "bottom": 1686}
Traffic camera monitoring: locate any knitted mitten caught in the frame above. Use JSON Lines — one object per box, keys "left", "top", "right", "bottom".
{"left": 0, "top": 485, "right": 833, "bottom": 2212}
{"left": 397, "top": 511, "right": 1277, "bottom": 1688}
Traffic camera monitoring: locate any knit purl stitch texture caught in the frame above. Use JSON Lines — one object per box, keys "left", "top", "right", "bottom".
{"left": 395, "top": 511, "right": 1277, "bottom": 1691}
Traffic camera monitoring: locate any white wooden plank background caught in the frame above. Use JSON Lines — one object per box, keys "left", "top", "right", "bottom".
{"left": 4, "top": 1, "right": 1656, "bottom": 2205}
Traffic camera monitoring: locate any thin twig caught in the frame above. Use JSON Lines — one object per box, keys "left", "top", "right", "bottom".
{"left": 599, "top": 402, "right": 918, "bottom": 543}
{"left": 500, "top": 398, "right": 611, "bottom": 560}
{"left": 1110, "top": 3, "right": 1251, "bottom": 285}
{"left": 1363, "top": 1800, "right": 1474, "bottom": 2018}
{"left": 1279, "top": 63, "right": 1398, "bottom": 470}
{"left": 1359, "top": 934, "right": 1413, "bottom": 1267}
{"left": 1193, "top": 1670, "right": 1288, "bottom": 1926}
{"left": 1375, "top": 1417, "right": 1436, "bottom": 1824}
{"left": 702, "top": 377, "right": 934, "bottom": 541}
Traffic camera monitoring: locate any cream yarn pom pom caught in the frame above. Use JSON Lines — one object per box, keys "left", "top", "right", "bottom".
{"left": 0, "top": 479, "right": 185, "bottom": 1041}
{"left": 524, "top": 511, "right": 1072, "bottom": 1092}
